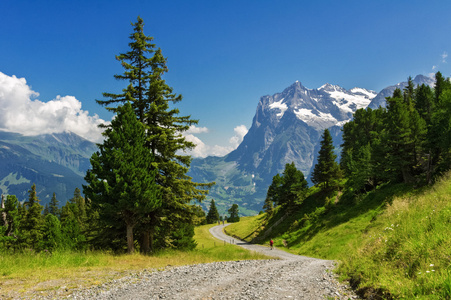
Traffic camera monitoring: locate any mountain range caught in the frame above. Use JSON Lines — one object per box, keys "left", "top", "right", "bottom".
{"left": 0, "top": 75, "right": 435, "bottom": 213}
{"left": 0, "top": 131, "right": 97, "bottom": 204}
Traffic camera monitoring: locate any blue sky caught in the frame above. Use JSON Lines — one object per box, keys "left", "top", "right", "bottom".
{"left": 1, "top": 0, "right": 451, "bottom": 157}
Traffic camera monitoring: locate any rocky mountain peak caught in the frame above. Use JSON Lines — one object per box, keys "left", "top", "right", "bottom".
{"left": 260, "top": 81, "right": 375, "bottom": 132}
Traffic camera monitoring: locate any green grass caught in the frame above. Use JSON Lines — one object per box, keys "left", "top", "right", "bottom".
{"left": 0, "top": 223, "right": 270, "bottom": 298}
{"left": 193, "top": 223, "right": 271, "bottom": 261}
{"left": 227, "top": 174, "right": 451, "bottom": 299}
{"left": 225, "top": 215, "right": 267, "bottom": 242}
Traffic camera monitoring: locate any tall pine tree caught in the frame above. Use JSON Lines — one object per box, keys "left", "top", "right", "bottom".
{"left": 22, "top": 184, "right": 44, "bottom": 249}
{"left": 85, "top": 102, "right": 160, "bottom": 254}
{"left": 206, "top": 199, "right": 220, "bottom": 224}
{"left": 227, "top": 204, "right": 240, "bottom": 223}
{"left": 312, "top": 129, "right": 341, "bottom": 189}
{"left": 96, "top": 17, "right": 213, "bottom": 252}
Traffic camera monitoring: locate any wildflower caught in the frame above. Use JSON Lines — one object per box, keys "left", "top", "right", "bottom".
{"left": 426, "top": 271, "right": 430, "bottom": 273}
{"left": 430, "top": 264, "right": 434, "bottom": 267}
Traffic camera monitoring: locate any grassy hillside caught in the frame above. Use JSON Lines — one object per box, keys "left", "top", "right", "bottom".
{"left": 226, "top": 173, "right": 451, "bottom": 299}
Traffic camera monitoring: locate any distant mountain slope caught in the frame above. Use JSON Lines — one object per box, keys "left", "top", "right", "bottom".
{"left": 0, "top": 131, "right": 97, "bottom": 204}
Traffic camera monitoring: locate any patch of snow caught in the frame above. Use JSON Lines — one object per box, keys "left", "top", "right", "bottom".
{"left": 326, "top": 90, "right": 372, "bottom": 113}
{"left": 318, "top": 83, "right": 328, "bottom": 90}
{"left": 349, "top": 87, "right": 377, "bottom": 99}
{"left": 335, "top": 119, "right": 352, "bottom": 127}
{"left": 269, "top": 98, "right": 288, "bottom": 118}
{"left": 294, "top": 108, "right": 338, "bottom": 130}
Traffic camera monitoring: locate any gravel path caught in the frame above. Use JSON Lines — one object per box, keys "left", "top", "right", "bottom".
{"left": 57, "top": 224, "right": 359, "bottom": 300}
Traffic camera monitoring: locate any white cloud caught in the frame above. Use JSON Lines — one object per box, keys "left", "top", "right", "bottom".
{"left": 0, "top": 72, "right": 106, "bottom": 142}
{"left": 183, "top": 124, "right": 248, "bottom": 158}
{"left": 442, "top": 51, "right": 448, "bottom": 63}
{"left": 186, "top": 125, "right": 209, "bottom": 134}
{"left": 229, "top": 125, "right": 248, "bottom": 149}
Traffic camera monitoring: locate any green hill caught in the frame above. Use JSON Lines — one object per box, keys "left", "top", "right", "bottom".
{"left": 226, "top": 173, "right": 451, "bottom": 299}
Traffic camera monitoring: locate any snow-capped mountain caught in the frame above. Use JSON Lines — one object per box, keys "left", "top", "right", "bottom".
{"left": 264, "top": 81, "right": 376, "bottom": 131}
{"left": 226, "top": 81, "right": 376, "bottom": 177}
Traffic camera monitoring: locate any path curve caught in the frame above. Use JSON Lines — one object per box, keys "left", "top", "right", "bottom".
{"left": 60, "top": 225, "right": 359, "bottom": 300}
{"left": 210, "top": 223, "right": 309, "bottom": 260}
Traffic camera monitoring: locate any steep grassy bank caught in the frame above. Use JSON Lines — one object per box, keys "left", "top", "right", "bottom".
{"left": 226, "top": 174, "right": 451, "bottom": 299}
{"left": 0, "top": 224, "right": 269, "bottom": 298}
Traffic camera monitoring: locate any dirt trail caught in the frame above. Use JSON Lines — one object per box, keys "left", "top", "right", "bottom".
{"left": 57, "top": 224, "right": 359, "bottom": 299}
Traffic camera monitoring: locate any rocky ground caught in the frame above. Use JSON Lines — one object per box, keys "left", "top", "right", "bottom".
{"left": 31, "top": 225, "right": 359, "bottom": 299}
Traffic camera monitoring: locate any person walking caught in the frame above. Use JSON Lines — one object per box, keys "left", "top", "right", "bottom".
{"left": 270, "top": 239, "right": 274, "bottom": 250}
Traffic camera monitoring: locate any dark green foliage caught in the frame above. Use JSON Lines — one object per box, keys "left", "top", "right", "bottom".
{"left": 49, "top": 192, "right": 60, "bottom": 218}
{"left": 169, "top": 223, "right": 197, "bottom": 250}
{"left": 228, "top": 204, "right": 240, "bottom": 223}
{"left": 263, "top": 193, "right": 274, "bottom": 216}
{"left": 312, "top": 129, "right": 342, "bottom": 189}
{"left": 96, "top": 16, "right": 213, "bottom": 253}
{"left": 206, "top": 199, "right": 220, "bottom": 224}
{"left": 341, "top": 72, "right": 451, "bottom": 192}
{"left": 280, "top": 162, "right": 309, "bottom": 207}
{"left": 84, "top": 102, "right": 160, "bottom": 254}
{"left": 265, "top": 174, "right": 282, "bottom": 210}
{"left": 60, "top": 190, "right": 88, "bottom": 251}
{"left": 0, "top": 195, "right": 21, "bottom": 249}
{"left": 41, "top": 214, "right": 63, "bottom": 251}
{"left": 263, "top": 163, "right": 308, "bottom": 212}
{"left": 21, "top": 184, "right": 44, "bottom": 249}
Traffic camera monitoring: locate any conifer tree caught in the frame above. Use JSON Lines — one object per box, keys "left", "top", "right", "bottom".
{"left": 266, "top": 174, "right": 282, "bottom": 207}
{"left": 22, "top": 184, "right": 44, "bottom": 249}
{"left": 96, "top": 17, "right": 213, "bottom": 252}
{"left": 228, "top": 204, "right": 240, "bottom": 223}
{"left": 206, "top": 199, "right": 220, "bottom": 224}
{"left": 41, "top": 214, "right": 63, "bottom": 251}
{"left": 312, "top": 129, "right": 341, "bottom": 189}
{"left": 415, "top": 84, "right": 434, "bottom": 124}
{"left": 279, "top": 162, "right": 308, "bottom": 208}
{"left": 434, "top": 71, "right": 446, "bottom": 104}
{"left": 262, "top": 195, "right": 274, "bottom": 216}
{"left": 85, "top": 102, "right": 160, "bottom": 253}
{"left": 49, "top": 192, "right": 60, "bottom": 218}
{"left": 0, "top": 195, "right": 21, "bottom": 249}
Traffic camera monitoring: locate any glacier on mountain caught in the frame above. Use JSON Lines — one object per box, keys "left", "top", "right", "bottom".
{"left": 266, "top": 81, "right": 376, "bottom": 130}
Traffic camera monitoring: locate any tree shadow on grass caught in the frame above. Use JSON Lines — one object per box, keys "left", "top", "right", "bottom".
{"left": 264, "top": 183, "right": 415, "bottom": 249}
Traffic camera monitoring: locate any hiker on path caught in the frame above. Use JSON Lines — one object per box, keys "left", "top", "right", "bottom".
{"left": 270, "top": 239, "right": 274, "bottom": 250}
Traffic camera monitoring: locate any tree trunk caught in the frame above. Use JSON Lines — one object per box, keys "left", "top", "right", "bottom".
{"left": 142, "top": 230, "right": 150, "bottom": 254}
{"left": 126, "top": 223, "right": 134, "bottom": 254}
{"left": 149, "top": 227, "right": 154, "bottom": 253}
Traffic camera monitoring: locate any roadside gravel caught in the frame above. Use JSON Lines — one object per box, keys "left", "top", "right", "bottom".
{"left": 41, "top": 224, "right": 359, "bottom": 300}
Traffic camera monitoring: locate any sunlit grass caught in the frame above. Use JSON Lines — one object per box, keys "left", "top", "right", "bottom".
{"left": 338, "top": 174, "right": 451, "bottom": 298}
{"left": 226, "top": 215, "right": 267, "bottom": 242}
